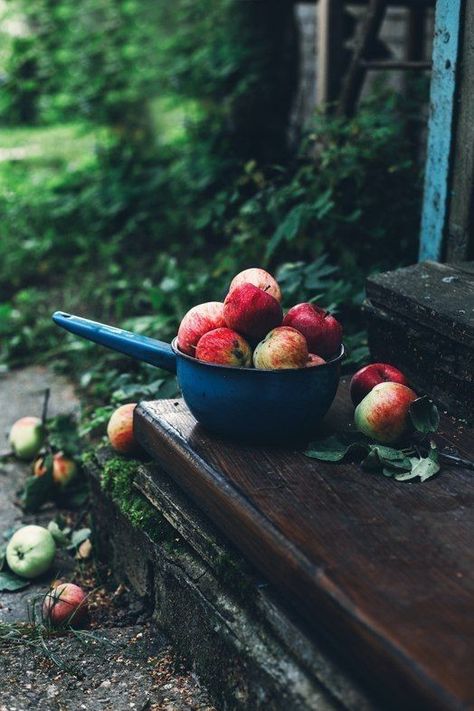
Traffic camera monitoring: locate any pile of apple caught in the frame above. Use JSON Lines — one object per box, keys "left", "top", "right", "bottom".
{"left": 177, "top": 268, "right": 343, "bottom": 369}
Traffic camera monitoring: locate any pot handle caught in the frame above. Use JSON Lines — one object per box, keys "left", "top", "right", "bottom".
{"left": 52, "top": 312, "right": 177, "bottom": 374}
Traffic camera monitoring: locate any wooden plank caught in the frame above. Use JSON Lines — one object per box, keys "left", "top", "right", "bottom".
{"left": 316, "top": 0, "right": 344, "bottom": 107}
{"left": 419, "top": 0, "right": 463, "bottom": 261}
{"left": 337, "top": 0, "right": 387, "bottom": 117}
{"left": 135, "top": 384, "right": 474, "bottom": 710}
{"left": 446, "top": 0, "right": 474, "bottom": 262}
{"left": 366, "top": 260, "right": 474, "bottom": 346}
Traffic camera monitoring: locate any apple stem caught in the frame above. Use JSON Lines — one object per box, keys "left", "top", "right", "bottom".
{"left": 41, "top": 388, "right": 50, "bottom": 425}
{"left": 438, "top": 451, "right": 474, "bottom": 471}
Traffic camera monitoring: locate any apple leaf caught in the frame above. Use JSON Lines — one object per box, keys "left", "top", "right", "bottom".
{"left": 0, "top": 571, "right": 30, "bottom": 591}
{"left": 395, "top": 442, "right": 440, "bottom": 482}
{"left": 305, "top": 434, "right": 368, "bottom": 462}
{"left": 47, "top": 521, "right": 70, "bottom": 547}
{"left": 409, "top": 396, "right": 440, "bottom": 434}
{"left": 362, "top": 446, "right": 412, "bottom": 473}
{"left": 21, "top": 453, "right": 55, "bottom": 512}
{"left": 68, "top": 528, "right": 91, "bottom": 550}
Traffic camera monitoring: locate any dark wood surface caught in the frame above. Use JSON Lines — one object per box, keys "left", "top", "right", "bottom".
{"left": 135, "top": 380, "right": 474, "bottom": 710}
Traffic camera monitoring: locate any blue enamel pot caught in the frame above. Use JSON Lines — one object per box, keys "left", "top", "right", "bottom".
{"left": 52, "top": 311, "right": 344, "bottom": 443}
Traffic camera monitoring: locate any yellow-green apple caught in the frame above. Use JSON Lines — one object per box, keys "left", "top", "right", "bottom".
{"left": 229, "top": 268, "right": 281, "bottom": 302}
{"left": 306, "top": 353, "right": 326, "bottom": 367}
{"left": 283, "top": 303, "right": 343, "bottom": 359}
{"left": 33, "top": 452, "right": 77, "bottom": 487}
{"left": 177, "top": 302, "right": 225, "bottom": 356}
{"left": 9, "top": 416, "right": 45, "bottom": 461}
{"left": 354, "top": 382, "right": 418, "bottom": 444}
{"left": 6, "top": 525, "right": 56, "bottom": 579}
{"left": 350, "top": 363, "right": 409, "bottom": 406}
{"left": 107, "top": 403, "right": 137, "bottom": 454}
{"left": 224, "top": 284, "right": 282, "bottom": 341}
{"left": 253, "top": 326, "right": 308, "bottom": 370}
{"left": 196, "top": 327, "right": 252, "bottom": 367}
{"left": 43, "top": 582, "right": 88, "bottom": 627}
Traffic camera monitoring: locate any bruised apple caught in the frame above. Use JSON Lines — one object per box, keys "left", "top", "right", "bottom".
{"left": 253, "top": 327, "right": 308, "bottom": 370}
{"left": 177, "top": 302, "right": 225, "bottom": 356}
{"left": 195, "top": 328, "right": 252, "bottom": 367}
{"left": 228, "top": 268, "right": 281, "bottom": 302}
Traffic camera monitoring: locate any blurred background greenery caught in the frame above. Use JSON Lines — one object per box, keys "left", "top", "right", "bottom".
{"left": 0, "top": 0, "right": 427, "bottom": 414}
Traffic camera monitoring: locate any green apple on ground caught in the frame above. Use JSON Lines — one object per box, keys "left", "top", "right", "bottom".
{"left": 354, "top": 382, "right": 418, "bottom": 444}
{"left": 6, "top": 525, "right": 56, "bottom": 579}
{"left": 9, "top": 416, "right": 45, "bottom": 461}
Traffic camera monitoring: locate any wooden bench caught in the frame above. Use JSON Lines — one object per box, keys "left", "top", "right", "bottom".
{"left": 135, "top": 378, "right": 474, "bottom": 710}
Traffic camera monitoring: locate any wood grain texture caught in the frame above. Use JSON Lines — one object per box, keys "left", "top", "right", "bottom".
{"left": 135, "top": 383, "right": 474, "bottom": 710}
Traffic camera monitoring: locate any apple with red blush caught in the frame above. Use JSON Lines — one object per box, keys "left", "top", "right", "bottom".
{"left": 229, "top": 268, "right": 281, "bottom": 302}
{"left": 107, "top": 403, "right": 137, "bottom": 454}
{"left": 306, "top": 353, "right": 326, "bottom": 367}
{"left": 177, "top": 302, "right": 225, "bottom": 356}
{"left": 253, "top": 327, "right": 308, "bottom": 370}
{"left": 43, "top": 582, "right": 88, "bottom": 627}
{"left": 354, "top": 382, "right": 418, "bottom": 444}
{"left": 350, "top": 363, "right": 409, "bottom": 406}
{"left": 196, "top": 328, "right": 252, "bottom": 367}
{"left": 283, "top": 303, "right": 342, "bottom": 359}
{"left": 224, "top": 283, "right": 282, "bottom": 342}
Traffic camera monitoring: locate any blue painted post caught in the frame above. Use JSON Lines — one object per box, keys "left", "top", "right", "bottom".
{"left": 419, "top": 0, "right": 463, "bottom": 262}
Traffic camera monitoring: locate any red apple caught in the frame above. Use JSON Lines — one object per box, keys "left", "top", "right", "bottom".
{"left": 350, "top": 363, "right": 409, "bottom": 406}
{"left": 177, "top": 302, "right": 225, "bottom": 356}
{"left": 283, "top": 303, "right": 342, "bottom": 359}
{"left": 43, "top": 582, "right": 88, "bottom": 627}
{"left": 196, "top": 328, "right": 252, "bottom": 367}
{"left": 224, "top": 283, "right": 282, "bottom": 341}
{"left": 354, "top": 382, "right": 418, "bottom": 444}
{"left": 33, "top": 452, "right": 77, "bottom": 487}
{"left": 306, "top": 353, "right": 326, "bottom": 367}
{"left": 253, "top": 326, "right": 308, "bottom": 370}
{"left": 229, "top": 268, "right": 281, "bottom": 302}
{"left": 107, "top": 403, "right": 137, "bottom": 454}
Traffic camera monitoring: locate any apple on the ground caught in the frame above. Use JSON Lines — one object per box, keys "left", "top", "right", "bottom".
{"left": 224, "top": 283, "right": 282, "bottom": 341}
{"left": 177, "top": 302, "right": 226, "bottom": 355}
{"left": 228, "top": 268, "right": 281, "bottom": 302}
{"left": 107, "top": 403, "right": 137, "bottom": 454}
{"left": 350, "top": 362, "right": 409, "bottom": 406}
{"left": 354, "top": 382, "right": 418, "bottom": 444}
{"left": 34, "top": 452, "right": 77, "bottom": 487}
{"left": 6, "top": 525, "right": 56, "bottom": 579}
{"left": 253, "top": 326, "right": 308, "bottom": 370}
{"left": 195, "top": 327, "right": 252, "bottom": 367}
{"left": 9, "top": 416, "right": 45, "bottom": 461}
{"left": 43, "top": 582, "right": 88, "bottom": 627}
{"left": 283, "top": 303, "right": 342, "bottom": 359}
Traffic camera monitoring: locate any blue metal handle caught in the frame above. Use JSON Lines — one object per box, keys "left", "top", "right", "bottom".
{"left": 52, "top": 312, "right": 177, "bottom": 374}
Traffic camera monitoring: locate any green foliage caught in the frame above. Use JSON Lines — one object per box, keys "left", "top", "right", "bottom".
{"left": 101, "top": 456, "right": 174, "bottom": 540}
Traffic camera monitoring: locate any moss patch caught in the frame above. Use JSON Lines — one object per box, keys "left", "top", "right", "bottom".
{"left": 100, "top": 457, "right": 175, "bottom": 544}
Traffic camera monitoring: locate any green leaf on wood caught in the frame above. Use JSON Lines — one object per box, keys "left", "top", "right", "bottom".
{"left": 409, "top": 396, "right": 440, "bottom": 434}
{"left": 395, "top": 442, "right": 440, "bottom": 482}
{"left": 305, "top": 434, "right": 368, "bottom": 462}
{"left": 0, "top": 571, "right": 30, "bottom": 591}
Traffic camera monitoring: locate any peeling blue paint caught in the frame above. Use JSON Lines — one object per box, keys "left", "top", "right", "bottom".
{"left": 419, "top": 0, "right": 463, "bottom": 261}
